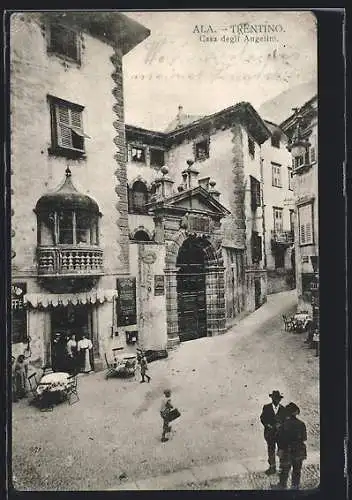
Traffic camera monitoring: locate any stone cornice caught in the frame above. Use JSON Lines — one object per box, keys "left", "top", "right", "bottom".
{"left": 126, "top": 102, "right": 272, "bottom": 148}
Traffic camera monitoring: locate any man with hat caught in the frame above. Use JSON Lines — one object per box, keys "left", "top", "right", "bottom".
{"left": 273, "top": 402, "right": 307, "bottom": 489}
{"left": 260, "top": 390, "right": 286, "bottom": 475}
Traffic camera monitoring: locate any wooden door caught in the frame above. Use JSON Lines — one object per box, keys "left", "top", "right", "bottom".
{"left": 177, "top": 272, "right": 207, "bottom": 342}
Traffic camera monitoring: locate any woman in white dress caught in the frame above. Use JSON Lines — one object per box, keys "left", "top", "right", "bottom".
{"left": 77, "top": 335, "right": 93, "bottom": 373}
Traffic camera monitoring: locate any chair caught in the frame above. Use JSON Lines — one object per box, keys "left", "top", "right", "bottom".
{"left": 42, "top": 365, "right": 54, "bottom": 376}
{"left": 104, "top": 353, "right": 116, "bottom": 379}
{"left": 66, "top": 375, "right": 79, "bottom": 405}
{"left": 282, "top": 315, "right": 288, "bottom": 331}
{"left": 27, "top": 372, "right": 38, "bottom": 398}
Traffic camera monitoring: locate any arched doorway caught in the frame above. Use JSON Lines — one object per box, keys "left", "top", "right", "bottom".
{"left": 176, "top": 236, "right": 207, "bottom": 342}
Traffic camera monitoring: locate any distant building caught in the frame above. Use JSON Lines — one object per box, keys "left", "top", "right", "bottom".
{"left": 10, "top": 12, "right": 150, "bottom": 367}
{"left": 281, "top": 96, "right": 318, "bottom": 312}
{"left": 261, "top": 121, "right": 295, "bottom": 294}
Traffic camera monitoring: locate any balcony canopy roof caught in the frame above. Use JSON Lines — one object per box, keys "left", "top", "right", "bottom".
{"left": 35, "top": 168, "right": 100, "bottom": 214}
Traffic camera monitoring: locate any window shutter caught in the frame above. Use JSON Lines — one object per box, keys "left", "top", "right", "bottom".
{"left": 306, "top": 222, "right": 312, "bottom": 243}
{"left": 56, "top": 104, "right": 73, "bottom": 148}
{"left": 70, "top": 108, "right": 83, "bottom": 130}
{"left": 310, "top": 146, "right": 316, "bottom": 163}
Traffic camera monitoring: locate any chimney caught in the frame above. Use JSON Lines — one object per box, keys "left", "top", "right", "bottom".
{"left": 181, "top": 159, "right": 199, "bottom": 190}
{"left": 209, "top": 179, "right": 220, "bottom": 201}
{"left": 176, "top": 105, "right": 184, "bottom": 128}
{"left": 155, "top": 165, "right": 174, "bottom": 199}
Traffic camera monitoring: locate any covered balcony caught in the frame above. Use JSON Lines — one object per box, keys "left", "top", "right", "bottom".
{"left": 35, "top": 168, "right": 103, "bottom": 280}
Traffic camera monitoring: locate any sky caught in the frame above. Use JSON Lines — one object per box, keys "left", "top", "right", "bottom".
{"left": 122, "top": 11, "right": 317, "bottom": 131}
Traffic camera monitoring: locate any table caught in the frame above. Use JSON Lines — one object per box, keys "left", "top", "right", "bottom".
{"left": 36, "top": 372, "right": 70, "bottom": 396}
{"left": 293, "top": 313, "right": 312, "bottom": 332}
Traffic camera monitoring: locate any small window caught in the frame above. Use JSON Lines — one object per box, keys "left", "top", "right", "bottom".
{"left": 48, "top": 23, "right": 80, "bottom": 63}
{"left": 248, "top": 136, "right": 255, "bottom": 159}
{"left": 11, "top": 283, "right": 27, "bottom": 343}
{"left": 298, "top": 203, "right": 314, "bottom": 246}
{"left": 251, "top": 231, "right": 262, "bottom": 264}
{"left": 195, "top": 139, "right": 209, "bottom": 161}
{"left": 273, "top": 207, "right": 283, "bottom": 233}
{"left": 49, "top": 96, "right": 86, "bottom": 158}
{"left": 288, "top": 166, "right": 293, "bottom": 190}
{"left": 293, "top": 155, "right": 304, "bottom": 170}
{"left": 131, "top": 146, "right": 146, "bottom": 163}
{"left": 129, "top": 181, "right": 148, "bottom": 214}
{"left": 272, "top": 163, "right": 282, "bottom": 188}
{"left": 150, "top": 148, "right": 165, "bottom": 167}
{"left": 58, "top": 211, "right": 73, "bottom": 244}
{"left": 271, "top": 131, "right": 281, "bottom": 148}
{"left": 133, "top": 230, "right": 150, "bottom": 242}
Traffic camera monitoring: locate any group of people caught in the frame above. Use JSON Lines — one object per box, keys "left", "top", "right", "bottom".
{"left": 53, "top": 333, "right": 93, "bottom": 374}
{"left": 260, "top": 390, "right": 307, "bottom": 490}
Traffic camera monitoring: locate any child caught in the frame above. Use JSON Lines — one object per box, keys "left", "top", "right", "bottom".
{"left": 140, "top": 353, "right": 151, "bottom": 383}
{"left": 160, "top": 389, "right": 173, "bottom": 442}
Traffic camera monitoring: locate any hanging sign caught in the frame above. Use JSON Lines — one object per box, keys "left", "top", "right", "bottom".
{"left": 116, "top": 277, "right": 137, "bottom": 326}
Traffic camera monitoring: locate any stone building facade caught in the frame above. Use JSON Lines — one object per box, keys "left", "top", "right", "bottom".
{"left": 281, "top": 96, "right": 318, "bottom": 312}
{"left": 10, "top": 12, "right": 150, "bottom": 367}
{"left": 125, "top": 103, "right": 296, "bottom": 350}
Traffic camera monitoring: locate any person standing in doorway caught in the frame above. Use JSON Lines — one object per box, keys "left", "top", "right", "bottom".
{"left": 139, "top": 352, "right": 151, "bottom": 383}
{"left": 260, "top": 390, "right": 286, "bottom": 475}
{"left": 77, "top": 334, "right": 93, "bottom": 373}
{"left": 66, "top": 334, "right": 78, "bottom": 374}
{"left": 273, "top": 402, "right": 307, "bottom": 489}
{"left": 160, "top": 389, "right": 173, "bottom": 442}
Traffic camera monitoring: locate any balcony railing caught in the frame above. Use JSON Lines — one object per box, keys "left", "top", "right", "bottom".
{"left": 271, "top": 230, "right": 294, "bottom": 245}
{"left": 37, "top": 245, "right": 104, "bottom": 277}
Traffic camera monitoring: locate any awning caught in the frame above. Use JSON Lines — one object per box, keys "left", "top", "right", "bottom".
{"left": 24, "top": 289, "right": 118, "bottom": 309}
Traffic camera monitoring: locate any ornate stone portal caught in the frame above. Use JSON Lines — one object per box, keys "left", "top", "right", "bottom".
{"left": 148, "top": 168, "right": 230, "bottom": 347}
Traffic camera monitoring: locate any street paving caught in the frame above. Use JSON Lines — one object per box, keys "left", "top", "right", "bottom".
{"left": 12, "top": 290, "right": 320, "bottom": 491}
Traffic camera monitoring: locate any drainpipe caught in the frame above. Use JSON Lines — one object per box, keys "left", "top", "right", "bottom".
{"left": 260, "top": 156, "right": 267, "bottom": 268}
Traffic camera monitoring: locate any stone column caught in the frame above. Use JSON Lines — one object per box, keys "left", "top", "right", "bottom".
{"left": 165, "top": 269, "right": 180, "bottom": 348}
{"left": 205, "top": 265, "right": 226, "bottom": 336}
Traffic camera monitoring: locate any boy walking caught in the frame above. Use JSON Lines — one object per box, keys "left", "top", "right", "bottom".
{"left": 160, "top": 389, "right": 173, "bottom": 442}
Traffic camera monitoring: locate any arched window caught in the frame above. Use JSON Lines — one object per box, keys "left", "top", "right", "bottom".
{"left": 133, "top": 230, "right": 151, "bottom": 242}
{"left": 129, "top": 181, "right": 148, "bottom": 214}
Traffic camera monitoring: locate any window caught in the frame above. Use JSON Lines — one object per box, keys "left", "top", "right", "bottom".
{"left": 58, "top": 211, "right": 73, "bottom": 244}
{"left": 11, "top": 283, "right": 27, "bottom": 343}
{"left": 194, "top": 139, "right": 210, "bottom": 161}
{"left": 248, "top": 136, "right": 255, "bottom": 159}
{"left": 271, "top": 131, "right": 281, "bottom": 148}
{"left": 273, "top": 207, "right": 283, "bottom": 233}
{"left": 288, "top": 166, "right": 293, "bottom": 190}
{"left": 49, "top": 96, "right": 86, "bottom": 157}
{"left": 133, "top": 230, "right": 150, "bottom": 242}
{"left": 310, "top": 145, "right": 316, "bottom": 163}
{"left": 251, "top": 231, "right": 262, "bottom": 264}
{"left": 48, "top": 23, "right": 80, "bottom": 62}
{"left": 129, "top": 181, "right": 148, "bottom": 214}
{"left": 131, "top": 146, "right": 146, "bottom": 163}
{"left": 298, "top": 203, "right": 314, "bottom": 245}
{"left": 289, "top": 209, "right": 295, "bottom": 234}
{"left": 293, "top": 155, "right": 304, "bottom": 170}
{"left": 272, "top": 163, "right": 282, "bottom": 187}
{"left": 150, "top": 148, "right": 165, "bottom": 167}
{"left": 250, "top": 176, "right": 261, "bottom": 210}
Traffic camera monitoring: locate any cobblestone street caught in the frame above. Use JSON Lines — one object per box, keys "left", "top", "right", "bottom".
{"left": 12, "top": 291, "right": 319, "bottom": 491}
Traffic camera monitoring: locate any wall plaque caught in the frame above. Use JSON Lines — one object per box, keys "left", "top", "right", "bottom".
{"left": 116, "top": 277, "right": 137, "bottom": 326}
{"left": 154, "top": 275, "right": 165, "bottom": 296}
{"left": 188, "top": 214, "right": 210, "bottom": 233}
